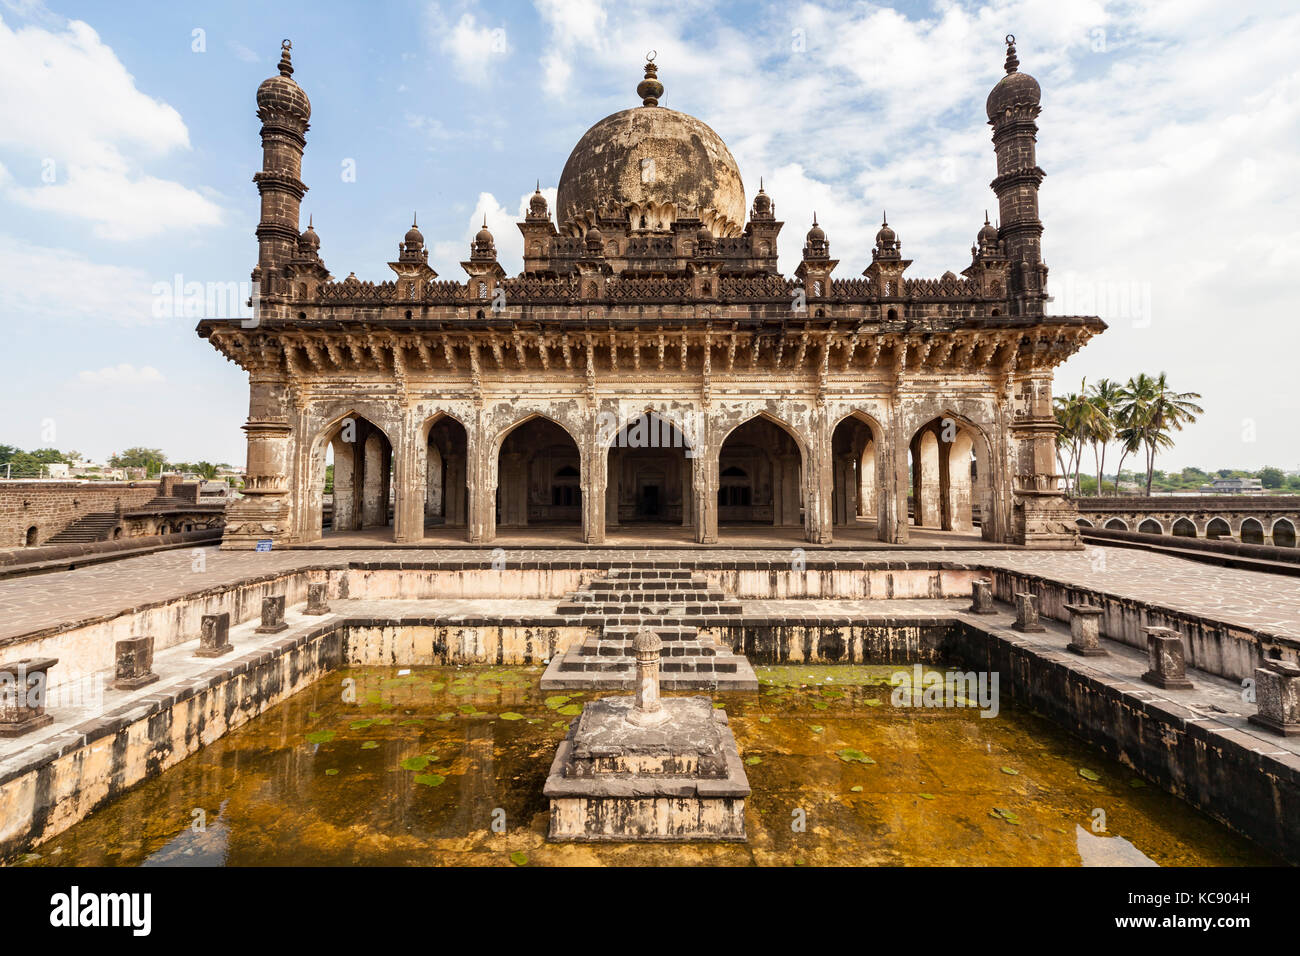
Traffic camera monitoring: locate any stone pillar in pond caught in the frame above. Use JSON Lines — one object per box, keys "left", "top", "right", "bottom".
{"left": 0, "top": 657, "right": 57, "bottom": 737}
{"left": 1065, "top": 603, "right": 1106, "bottom": 656}
{"left": 969, "top": 578, "right": 996, "bottom": 614}
{"left": 196, "top": 612, "right": 233, "bottom": 657}
{"left": 1249, "top": 659, "right": 1300, "bottom": 736}
{"left": 1012, "top": 592, "right": 1044, "bottom": 632}
{"left": 257, "top": 594, "right": 289, "bottom": 633}
{"left": 304, "top": 582, "right": 330, "bottom": 615}
{"left": 113, "top": 636, "right": 159, "bottom": 690}
{"left": 1141, "top": 627, "right": 1193, "bottom": 689}
{"left": 629, "top": 627, "right": 667, "bottom": 727}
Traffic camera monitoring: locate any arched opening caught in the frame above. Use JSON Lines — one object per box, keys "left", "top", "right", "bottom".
{"left": 1272, "top": 519, "right": 1296, "bottom": 548}
{"left": 1206, "top": 517, "right": 1231, "bottom": 539}
{"left": 496, "top": 416, "right": 582, "bottom": 531}
{"left": 1240, "top": 518, "right": 1265, "bottom": 545}
{"left": 1076, "top": 518, "right": 1094, "bottom": 527}
{"left": 1172, "top": 518, "right": 1196, "bottom": 538}
{"left": 1104, "top": 518, "right": 1128, "bottom": 531}
{"left": 24, "top": 526, "right": 37, "bottom": 547}
{"left": 316, "top": 413, "right": 395, "bottom": 540}
{"left": 908, "top": 416, "right": 989, "bottom": 535}
{"left": 831, "top": 414, "right": 878, "bottom": 531}
{"left": 718, "top": 415, "right": 804, "bottom": 531}
{"left": 1138, "top": 518, "right": 1163, "bottom": 535}
{"left": 423, "top": 415, "right": 469, "bottom": 538}
{"left": 607, "top": 412, "right": 692, "bottom": 529}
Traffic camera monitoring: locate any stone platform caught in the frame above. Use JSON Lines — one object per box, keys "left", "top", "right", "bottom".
{"left": 540, "top": 568, "right": 758, "bottom": 691}
{"left": 544, "top": 696, "right": 750, "bottom": 842}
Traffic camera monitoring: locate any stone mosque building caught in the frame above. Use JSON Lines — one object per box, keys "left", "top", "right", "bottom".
{"left": 198, "top": 37, "right": 1104, "bottom": 550}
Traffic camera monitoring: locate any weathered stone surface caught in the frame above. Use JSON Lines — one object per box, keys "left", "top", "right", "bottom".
{"left": 545, "top": 696, "right": 750, "bottom": 842}
{"left": 969, "top": 578, "right": 996, "bottom": 614}
{"left": 1250, "top": 659, "right": 1300, "bottom": 736}
{"left": 256, "top": 594, "right": 288, "bottom": 633}
{"left": 1141, "top": 627, "right": 1193, "bottom": 690}
{"left": 304, "top": 581, "right": 330, "bottom": 615}
{"left": 1012, "top": 592, "right": 1044, "bottom": 632}
{"left": 0, "top": 658, "right": 57, "bottom": 737}
{"left": 112, "top": 636, "right": 158, "bottom": 690}
{"left": 1065, "top": 602, "right": 1106, "bottom": 656}
{"left": 196, "top": 612, "right": 233, "bottom": 658}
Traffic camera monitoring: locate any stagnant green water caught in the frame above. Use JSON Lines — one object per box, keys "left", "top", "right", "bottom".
{"left": 19, "top": 665, "right": 1277, "bottom": 866}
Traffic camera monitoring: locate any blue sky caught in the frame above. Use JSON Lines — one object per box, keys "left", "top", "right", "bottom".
{"left": 1, "top": 0, "right": 1297, "bottom": 471}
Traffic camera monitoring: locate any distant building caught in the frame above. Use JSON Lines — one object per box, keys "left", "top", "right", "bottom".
{"left": 1199, "top": 478, "right": 1264, "bottom": 494}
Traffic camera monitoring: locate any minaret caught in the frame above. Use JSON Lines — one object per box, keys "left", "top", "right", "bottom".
{"left": 253, "top": 40, "right": 311, "bottom": 315}
{"left": 986, "top": 35, "right": 1046, "bottom": 316}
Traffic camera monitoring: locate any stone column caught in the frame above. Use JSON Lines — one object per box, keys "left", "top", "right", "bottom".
{"left": 223, "top": 373, "right": 293, "bottom": 549}
{"left": 582, "top": 444, "right": 605, "bottom": 545}
{"left": 884, "top": 401, "right": 909, "bottom": 543}
{"left": 196, "top": 613, "right": 233, "bottom": 657}
{"left": 680, "top": 454, "right": 693, "bottom": 528}
{"left": 114, "top": 636, "right": 158, "bottom": 690}
{"left": 0, "top": 657, "right": 57, "bottom": 736}
{"left": 1141, "top": 627, "right": 1193, "bottom": 689}
{"left": 305, "top": 582, "right": 330, "bottom": 615}
{"left": 1064, "top": 603, "right": 1106, "bottom": 656}
{"left": 696, "top": 453, "right": 719, "bottom": 545}
{"left": 256, "top": 595, "right": 289, "bottom": 634}
{"left": 394, "top": 416, "right": 425, "bottom": 544}
{"left": 467, "top": 422, "right": 493, "bottom": 544}
{"left": 628, "top": 627, "right": 668, "bottom": 727}
{"left": 425, "top": 441, "right": 442, "bottom": 519}
{"left": 808, "top": 430, "right": 833, "bottom": 545}
{"left": 331, "top": 436, "right": 356, "bottom": 532}
{"left": 969, "top": 578, "right": 996, "bottom": 614}
{"left": 1012, "top": 592, "right": 1044, "bottom": 632}
{"left": 605, "top": 448, "right": 621, "bottom": 530}
{"left": 1249, "top": 659, "right": 1300, "bottom": 736}
{"left": 499, "top": 452, "right": 528, "bottom": 528}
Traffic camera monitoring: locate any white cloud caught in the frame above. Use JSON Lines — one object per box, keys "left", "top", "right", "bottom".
{"left": 0, "top": 233, "right": 158, "bottom": 325}
{"left": 0, "top": 13, "right": 222, "bottom": 239}
{"left": 526, "top": 0, "right": 1300, "bottom": 467}
{"left": 75, "top": 363, "right": 166, "bottom": 387}
{"left": 9, "top": 165, "right": 224, "bottom": 240}
{"left": 228, "top": 40, "right": 259, "bottom": 63}
{"left": 426, "top": 3, "right": 511, "bottom": 86}
{"left": 431, "top": 187, "right": 558, "bottom": 275}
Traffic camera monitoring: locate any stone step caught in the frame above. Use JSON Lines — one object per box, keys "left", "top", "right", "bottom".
{"left": 541, "top": 651, "right": 758, "bottom": 691}
{"left": 566, "top": 588, "right": 725, "bottom": 601}
{"left": 587, "top": 578, "right": 707, "bottom": 591}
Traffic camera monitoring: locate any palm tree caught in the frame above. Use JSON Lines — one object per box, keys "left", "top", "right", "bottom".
{"left": 1087, "top": 378, "right": 1122, "bottom": 494}
{"left": 1141, "top": 373, "right": 1203, "bottom": 494}
{"left": 1053, "top": 387, "right": 1088, "bottom": 494}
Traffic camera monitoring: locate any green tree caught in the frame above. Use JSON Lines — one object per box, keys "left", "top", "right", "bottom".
{"left": 1259, "top": 466, "right": 1284, "bottom": 489}
{"left": 109, "top": 447, "right": 167, "bottom": 475}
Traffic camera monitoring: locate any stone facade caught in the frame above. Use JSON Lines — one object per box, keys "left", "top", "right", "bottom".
{"left": 1074, "top": 496, "right": 1300, "bottom": 546}
{"left": 199, "top": 38, "right": 1103, "bottom": 551}
{"left": 0, "top": 482, "right": 157, "bottom": 548}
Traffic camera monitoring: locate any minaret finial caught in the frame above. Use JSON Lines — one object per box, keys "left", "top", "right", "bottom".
{"left": 812, "top": 211, "right": 818, "bottom": 226}
{"left": 412, "top": 212, "right": 418, "bottom": 227}
{"left": 882, "top": 210, "right": 888, "bottom": 226}
{"left": 637, "top": 50, "right": 663, "bottom": 107}
{"left": 278, "top": 38, "right": 294, "bottom": 77}
{"left": 984, "top": 209, "right": 989, "bottom": 224}
{"left": 1004, "top": 34, "right": 1019, "bottom": 74}
{"left": 536, "top": 179, "right": 541, "bottom": 192}
{"left": 308, "top": 213, "right": 313, "bottom": 227}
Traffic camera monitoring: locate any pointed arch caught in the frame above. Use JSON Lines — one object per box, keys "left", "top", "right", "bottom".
{"left": 718, "top": 412, "right": 806, "bottom": 532}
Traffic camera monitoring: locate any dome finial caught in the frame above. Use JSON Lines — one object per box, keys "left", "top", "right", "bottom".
{"left": 278, "top": 39, "right": 294, "bottom": 77}
{"left": 882, "top": 210, "right": 888, "bottom": 226}
{"left": 637, "top": 50, "right": 664, "bottom": 107}
{"left": 412, "top": 211, "right": 418, "bottom": 228}
{"left": 1004, "top": 34, "right": 1019, "bottom": 74}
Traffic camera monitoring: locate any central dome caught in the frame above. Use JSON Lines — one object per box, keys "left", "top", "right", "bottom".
{"left": 555, "top": 68, "right": 746, "bottom": 237}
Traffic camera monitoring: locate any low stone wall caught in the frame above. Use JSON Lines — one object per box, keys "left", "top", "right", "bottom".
{"left": 0, "top": 527, "right": 221, "bottom": 573}
{"left": 0, "top": 481, "right": 160, "bottom": 548}
{"left": 984, "top": 568, "right": 1279, "bottom": 682}
{"left": 0, "top": 623, "right": 343, "bottom": 862}
{"left": 344, "top": 622, "right": 585, "bottom": 666}
{"left": 705, "top": 567, "right": 981, "bottom": 600}
{"left": 946, "top": 620, "right": 1300, "bottom": 864}
{"left": 0, "top": 568, "right": 333, "bottom": 690}
{"left": 717, "top": 622, "right": 953, "bottom": 664}
{"left": 343, "top": 566, "right": 592, "bottom": 601}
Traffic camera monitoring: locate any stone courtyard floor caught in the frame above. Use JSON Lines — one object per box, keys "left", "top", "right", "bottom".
{"left": 0, "top": 544, "right": 1297, "bottom": 645}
